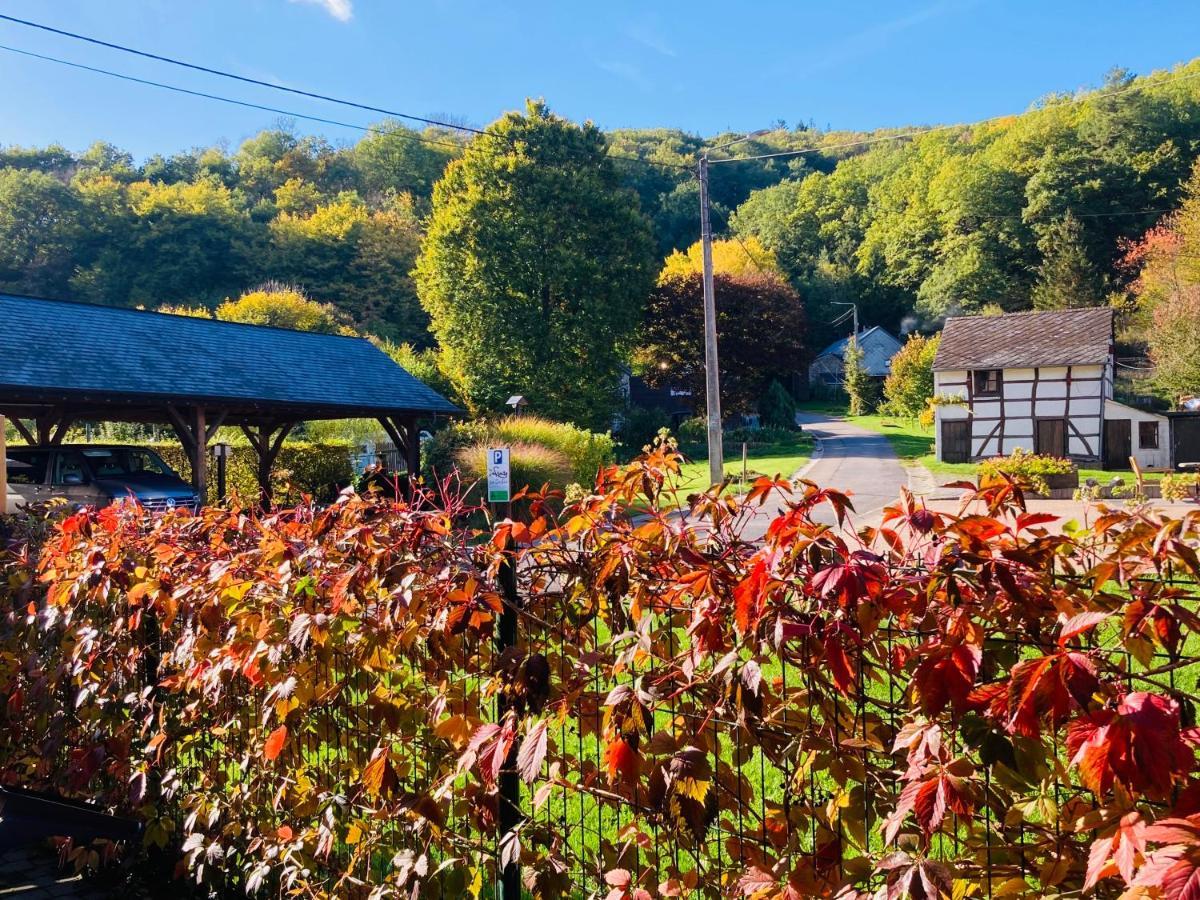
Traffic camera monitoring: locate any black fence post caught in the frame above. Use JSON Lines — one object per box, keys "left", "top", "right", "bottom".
{"left": 496, "top": 503, "right": 522, "bottom": 900}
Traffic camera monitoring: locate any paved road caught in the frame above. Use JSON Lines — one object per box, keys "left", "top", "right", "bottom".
{"left": 739, "top": 412, "right": 910, "bottom": 540}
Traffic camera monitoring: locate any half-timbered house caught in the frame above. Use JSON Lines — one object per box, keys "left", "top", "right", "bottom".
{"left": 932, "top": 307, "right": 1170, "bottom": 469}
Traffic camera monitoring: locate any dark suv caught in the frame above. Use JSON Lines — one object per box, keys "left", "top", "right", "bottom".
{"left": 5, "top": 445, "right": 198, "bottom": 512}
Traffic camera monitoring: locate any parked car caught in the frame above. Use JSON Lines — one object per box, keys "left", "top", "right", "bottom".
{"left": 4, "top": 445, "right": 198, "bottom": 512}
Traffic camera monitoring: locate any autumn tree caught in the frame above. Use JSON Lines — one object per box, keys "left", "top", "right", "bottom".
{"left": 216, "top": 284, "right": 353, "bottom": 334}
{"left": 882, "top": 332, "right": 940, "bottom": 417}
{"left": 638, "top": 271, "right": 806, "bottom": 416}
{"left": 415, "top": 100, "right": 654, "bottom": 428}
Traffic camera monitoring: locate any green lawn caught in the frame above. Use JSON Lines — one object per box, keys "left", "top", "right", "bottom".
{"left": 652, "top": 433, "right": 813, "bottom": 510}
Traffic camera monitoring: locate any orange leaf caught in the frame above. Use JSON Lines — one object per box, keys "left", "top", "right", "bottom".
{"left": 264, "top": 725, "right": 287, "bottom": 761}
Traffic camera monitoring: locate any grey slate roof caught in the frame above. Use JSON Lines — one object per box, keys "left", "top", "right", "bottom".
{"left": 933, "top": 307, "right": 1113, "bottom": 372}
{"left": 811, "top": 326, "right": 903, "bottom": 377}
{"left": 0, "top": 294, "right": 459, "bottom": 416}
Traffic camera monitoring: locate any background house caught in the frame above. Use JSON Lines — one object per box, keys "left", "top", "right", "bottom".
{"left": 808, "top": 327, "right": 903, "bottom": 388}
{"left": 932, "top": 308, "right": 1170, "bottom": 469}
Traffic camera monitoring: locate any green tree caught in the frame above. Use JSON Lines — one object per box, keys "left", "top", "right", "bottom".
{"left": 0, "top": 168, "right": 81, "bottom": 297}
{"left": 882, "top": 332, "right": 940, "bottom": 417}
{"left": 1031, "top": 213, "right": 1109, "bottom": 309}
{"left": 759, "top": 379, "right": 797, "bottom": 429}
{"left": 415, "top": 100, "right": 655, "bottom": 428}
{"left": 216, "top": 284, "right": 352, "bottom": 334}
{"left": 843, "top": 338, "right": 878, "bottom": 416}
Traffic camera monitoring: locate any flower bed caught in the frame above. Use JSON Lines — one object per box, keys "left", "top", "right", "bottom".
{"left": 978, "top": 446, "right": 1077, "bottom": 496}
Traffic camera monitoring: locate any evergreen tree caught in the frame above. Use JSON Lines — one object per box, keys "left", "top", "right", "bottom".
{"left": 1032, "top": 213, "right": 1109, "bottom": 309}
{"left": 843, "top": 338, "right": 878, "bottom": 416}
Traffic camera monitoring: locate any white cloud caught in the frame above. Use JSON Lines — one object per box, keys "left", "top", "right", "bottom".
{"left": 289, "top": 0, "right": 353, "bottom": 22}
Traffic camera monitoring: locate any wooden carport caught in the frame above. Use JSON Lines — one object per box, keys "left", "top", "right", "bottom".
{"left": 0, "top": 293, "right": 460, "bottom": 503}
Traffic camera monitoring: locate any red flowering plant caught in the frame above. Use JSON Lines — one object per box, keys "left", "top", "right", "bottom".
{"left": 1, "top": 443, "right": 1199, "bottom": 899}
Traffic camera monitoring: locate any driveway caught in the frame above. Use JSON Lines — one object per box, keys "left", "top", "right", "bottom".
{"left": 738, "top": 412, "right": 910, "bottom": 540}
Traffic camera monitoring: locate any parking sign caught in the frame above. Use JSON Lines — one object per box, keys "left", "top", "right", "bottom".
{"left": 487, "top": 447, "right": 511, "bottom": 503}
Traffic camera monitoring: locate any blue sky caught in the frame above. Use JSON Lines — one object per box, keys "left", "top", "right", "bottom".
{"left": 0, "top": 0, "right": 1198, "bottom": 159}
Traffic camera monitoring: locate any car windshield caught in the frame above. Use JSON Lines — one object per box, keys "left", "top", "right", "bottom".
{"left": 80, "top": 448, "right": 175, "bottom": 479}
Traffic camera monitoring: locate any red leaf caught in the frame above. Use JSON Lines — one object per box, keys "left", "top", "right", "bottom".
{"left": 823, "top": 634, "right": 855, "bottom": 696}
{"left": 264, "top": 724, "right": 287, "bottom": 761}
{"left": 1068, "top": 692, "right": 1195, "bottom": 799}
{"left": 733, "top": 558, "right": 769, "bottom": 636}
{"left": 517, "top": 720, "right": 548, "bottom": 785}
{"left": 604, "top": 737, "right": 639, "bottom": 785}
{"left": 1058, "top": 610, "right": 1110, "bottom": 646}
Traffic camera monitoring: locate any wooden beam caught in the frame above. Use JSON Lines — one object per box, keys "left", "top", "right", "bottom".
{"left": 205, "top": 409, "right": 228, "bottom": 444}
{"left": 377, "top": 416, "right": 405, "bottom": 458}
{"left": 3, "top": 415, "right": 36, "bottom": 446}
{"left": 47, "top": 414, "right": 73, "bottom": 446}
{"left": 166, "top": 405, "right": 195, "bottom": 451}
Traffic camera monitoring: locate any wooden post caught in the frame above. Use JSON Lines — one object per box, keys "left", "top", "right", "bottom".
{"left": 403, "top": 417, "right": 421, "bottom": 478}
{"left": 241, "top": 423, "right": 295, "bottom": 507}
{"left": 495, "top": 507, "right": 521, "bottom": 900}
{"left": 0, "top": 414, "right": 7, "bottom": 515}
{"left": 193, "top": 406, "right": 208, "bottom": 503}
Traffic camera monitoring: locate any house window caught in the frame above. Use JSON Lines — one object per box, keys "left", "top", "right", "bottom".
{"left": 1139, "top": 420, "right": 1160, "bottom": 450}
{"left": 972, "top": 369, "right": 1002, "bottom": 397}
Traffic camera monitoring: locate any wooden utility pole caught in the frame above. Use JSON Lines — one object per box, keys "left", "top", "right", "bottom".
{"left": 698, "top": 153, "right": 724, "bottom": 488}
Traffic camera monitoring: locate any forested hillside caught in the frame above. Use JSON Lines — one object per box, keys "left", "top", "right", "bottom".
{"left": 1, "top": 61, "right": 1199, "bottom": 356}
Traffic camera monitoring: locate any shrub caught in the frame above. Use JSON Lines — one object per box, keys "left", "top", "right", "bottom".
{"left": 1162, "top": 471, "right": 1200, "bottom": 501}
{"left": 677, "top": 416, "right": 708, "bottom": 445}
{"left": 758, "top": 379, "right": 797, "bottom": 430}
{"left": 452, "top": 441, "right": 574, "bottom": 499}
{"left": 424, "top": 416, "right": 613, "bottom": 488}
{"left": 616, "top": 405, "right": 671, "bottom": 455}
{"left": 5, "top": 452, "right": 1200, "bottom": 896}
{"left": 153, "top": 440, "right": 353, "bottom": 505}
{"left": 978, "top": 446, "right": 1075, "bottom": 495}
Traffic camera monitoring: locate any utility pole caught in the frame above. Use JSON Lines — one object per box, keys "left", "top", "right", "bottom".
{"left": 698, "top": 152, "right": 724, "bottom": 488}
{"left": 695, "top": 130, "right": 769, "bottom": 489}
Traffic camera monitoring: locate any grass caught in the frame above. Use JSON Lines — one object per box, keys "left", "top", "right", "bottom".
{"left": 653, "top": 432, "right": 813, "bottom": 510}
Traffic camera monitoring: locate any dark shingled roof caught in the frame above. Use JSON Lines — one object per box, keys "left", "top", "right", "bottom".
{"left": 0, "top": 293, "right": 459, "bottom": 417}
{"left": 933, "top": 307, "right": 1113, "bottom": 371}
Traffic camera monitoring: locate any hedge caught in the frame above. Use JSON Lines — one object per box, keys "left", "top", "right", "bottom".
{"left": 150, "top": 440, "right": 353, "bottom": 505}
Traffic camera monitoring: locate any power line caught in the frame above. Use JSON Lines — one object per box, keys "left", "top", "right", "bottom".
{"left": 0, "top": 43, "right": 469, "bottom": 153}
{"left": 0, "top": 13, "right": 689, "bottom": 171}
{"left": 0, "top": 12, "right": 493, "bottom": 137}
{"left": 709, "top": 67, "right": 1200, "bottom": 165}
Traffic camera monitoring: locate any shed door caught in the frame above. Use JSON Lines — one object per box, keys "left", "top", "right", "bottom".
{"left": 1174, "top": 417, "right": 1200, "bottom": 468}
{"left": 1104, "top": 419, "right": 1132, "bottom": 470}
{"left": 941, "top": 420, "right": 970, "bottom": 464}
{"left": 1035, "top": 419, "right": 1067, "bottom": 458}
